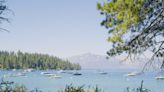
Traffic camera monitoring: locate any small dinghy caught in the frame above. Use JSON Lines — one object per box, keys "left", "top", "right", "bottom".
{"left": 99, "top": 72, "right": 108, "bottom": 75}
{"left": 73, "top": 72, "right": 82, "bottom": 76}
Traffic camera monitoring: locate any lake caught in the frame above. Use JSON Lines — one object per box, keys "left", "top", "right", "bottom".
{"left": 0, "top": 70, "right": 164, "bottom": 92}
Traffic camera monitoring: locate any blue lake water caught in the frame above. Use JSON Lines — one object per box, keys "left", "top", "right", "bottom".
{"left": 0, "top": 70, "right": 164, "bottom": 92}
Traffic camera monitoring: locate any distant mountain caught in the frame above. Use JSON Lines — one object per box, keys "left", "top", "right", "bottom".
{"left": 67, "top": 53, "right": 146, "bottom": 70}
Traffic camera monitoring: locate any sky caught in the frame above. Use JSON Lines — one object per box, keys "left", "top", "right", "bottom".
{"left": 0, "top": 0, "right": 110, "bottom": 58}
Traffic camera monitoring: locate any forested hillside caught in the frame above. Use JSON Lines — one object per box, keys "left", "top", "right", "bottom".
{"left": 0, "top": 51, "right": 81, "bottom": 70}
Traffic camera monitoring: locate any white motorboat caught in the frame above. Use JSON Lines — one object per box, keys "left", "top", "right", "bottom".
{"left": 41, "top": 72, "right": 61, "bottom": 78}
{"left": 24, "top": 68, "right": 34, "bottom": 72}
{"left": 45, "top": 74, "right": 61, "bottom": 79}
{"left": 57, "top": 70, "right": 65, "bottom": 73}
{"left": 126, "top": 72, "right": 143, "bottom": 77}
{"left": 40, "top": 72, "right": 51, "bottom": 75}
{"left": 155, "top": 76, "right": 164, "bottom": 80}
{"left": 97, "top": 70, "right": 108, "bottom": 75}
{"left": 48, "top": 75, "right": 61, "bottom": 79}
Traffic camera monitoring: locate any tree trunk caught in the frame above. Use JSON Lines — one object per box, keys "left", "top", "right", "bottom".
{"left": 162, "top": 0, "right": 164, "bottom": 20}
{"left": 161, "top": 60, "right": 164, "bottom": 69}
{"left": 163, "top": 0, "right": 164, "bottom": 15}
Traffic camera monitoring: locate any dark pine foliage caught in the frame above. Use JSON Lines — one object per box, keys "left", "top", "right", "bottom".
{"left": 0, "top": 50, "right": 81, "bottom": 70}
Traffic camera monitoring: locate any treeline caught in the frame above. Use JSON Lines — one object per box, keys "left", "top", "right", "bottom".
{"left": 0, "top": 51, "right": 81, "bottom": 70}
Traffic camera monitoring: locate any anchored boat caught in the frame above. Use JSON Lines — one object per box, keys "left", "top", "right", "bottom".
{"left": 73, "top": 72, "right": 82, "bottom": 76}
{"left": 126, "top": 71, "right": 143, "bottom": 77}
{"left": 41, "top": 72, "right": 61, "bottom": 79}
{"left": 155, "top": 76, "right": 164, "bottom": 80}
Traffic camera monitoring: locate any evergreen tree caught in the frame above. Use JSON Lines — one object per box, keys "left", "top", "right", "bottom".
{"left": 98, "top": 0, "right": 164, "bottom": 70}
{"left": 0, "top": 51, "right": 81, "bottom": 70}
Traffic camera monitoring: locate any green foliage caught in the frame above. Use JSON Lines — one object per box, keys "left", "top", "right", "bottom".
{"left": 97, "top": 0, "right": 144, "bottom": 43}
{"left": 0, "top": 0, "right": 10, "bottom": 32}
{"left": 0, "top": 50, "right": 81, "bottom": 70}
{"left": 125, "top": 80, "right": 150, "bottom": 92}
{"left": 98, "top": 0, "right": 164, "bottom": 69}
{"left": 59, "top": 84, "right": 102, "bottom": 92}
{"left": 59, "top": 81, "right": 149, "bottom": 92}
{"left": 0, "top": 79, "right": 26, "bottom": 92}
{"left": 0, "top": 80, "right": 150, "bottom": 92}
{"left": 0, "top": 79, "right": 42, "bottom": 92}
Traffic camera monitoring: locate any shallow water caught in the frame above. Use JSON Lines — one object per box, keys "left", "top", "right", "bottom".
{"left": 0, "top": 70, "right": 164, "bottom": 92}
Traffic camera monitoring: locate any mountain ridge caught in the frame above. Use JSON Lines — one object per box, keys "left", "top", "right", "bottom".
{"left": 67, "top": 53, "right": 145, "bottom": 70}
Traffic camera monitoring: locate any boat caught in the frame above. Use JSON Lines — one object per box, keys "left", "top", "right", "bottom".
{"left": 126, "top": 72, "right": 143, "bottom": 77}
{"left": 9, "top": 72, "right": 26, "bottom": 77}
{"left": 57, "top": 70, "right": 65, "bottom": 73}
{"left": 155, "top": 76, "right": 164, "bottom": 80}
{"left": 97, "top": 70, "right": 108, "bottom": 75}
{"left": 155, "top": 69, "right": 164, "bottom": 80}
{"left": 44, "top": 73, "right": 61, "bottom": 79}
{"left": 40, "top": 72, "right": 51, "bottom": 75}
{"left": 12, "top": 69, "right": 16, "bottom": 71}
{"left": 48, "top": 75, "right": 61, "bottom": 79}
{"left": 99, "top": 72, "right": 108, "bottom": 75}
{"left": 41, "top": 72, "right": 61, "bottom": 78}
{"left": 17, "top": 73, "right": 26, "bottom": 76}
{"left": 73, "top": 72, "right": 82, "bottom": 76}
{"left": 23, "top": 69, "right": 34, "bottom": 72}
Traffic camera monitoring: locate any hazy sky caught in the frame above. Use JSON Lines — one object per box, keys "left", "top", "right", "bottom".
{"left": 0, "top": 0, "right": 110, "bottom": 58}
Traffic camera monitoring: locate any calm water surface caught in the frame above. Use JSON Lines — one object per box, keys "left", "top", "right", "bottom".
{"left": 0, "top": 70, "right": 164, "bottom": 92}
